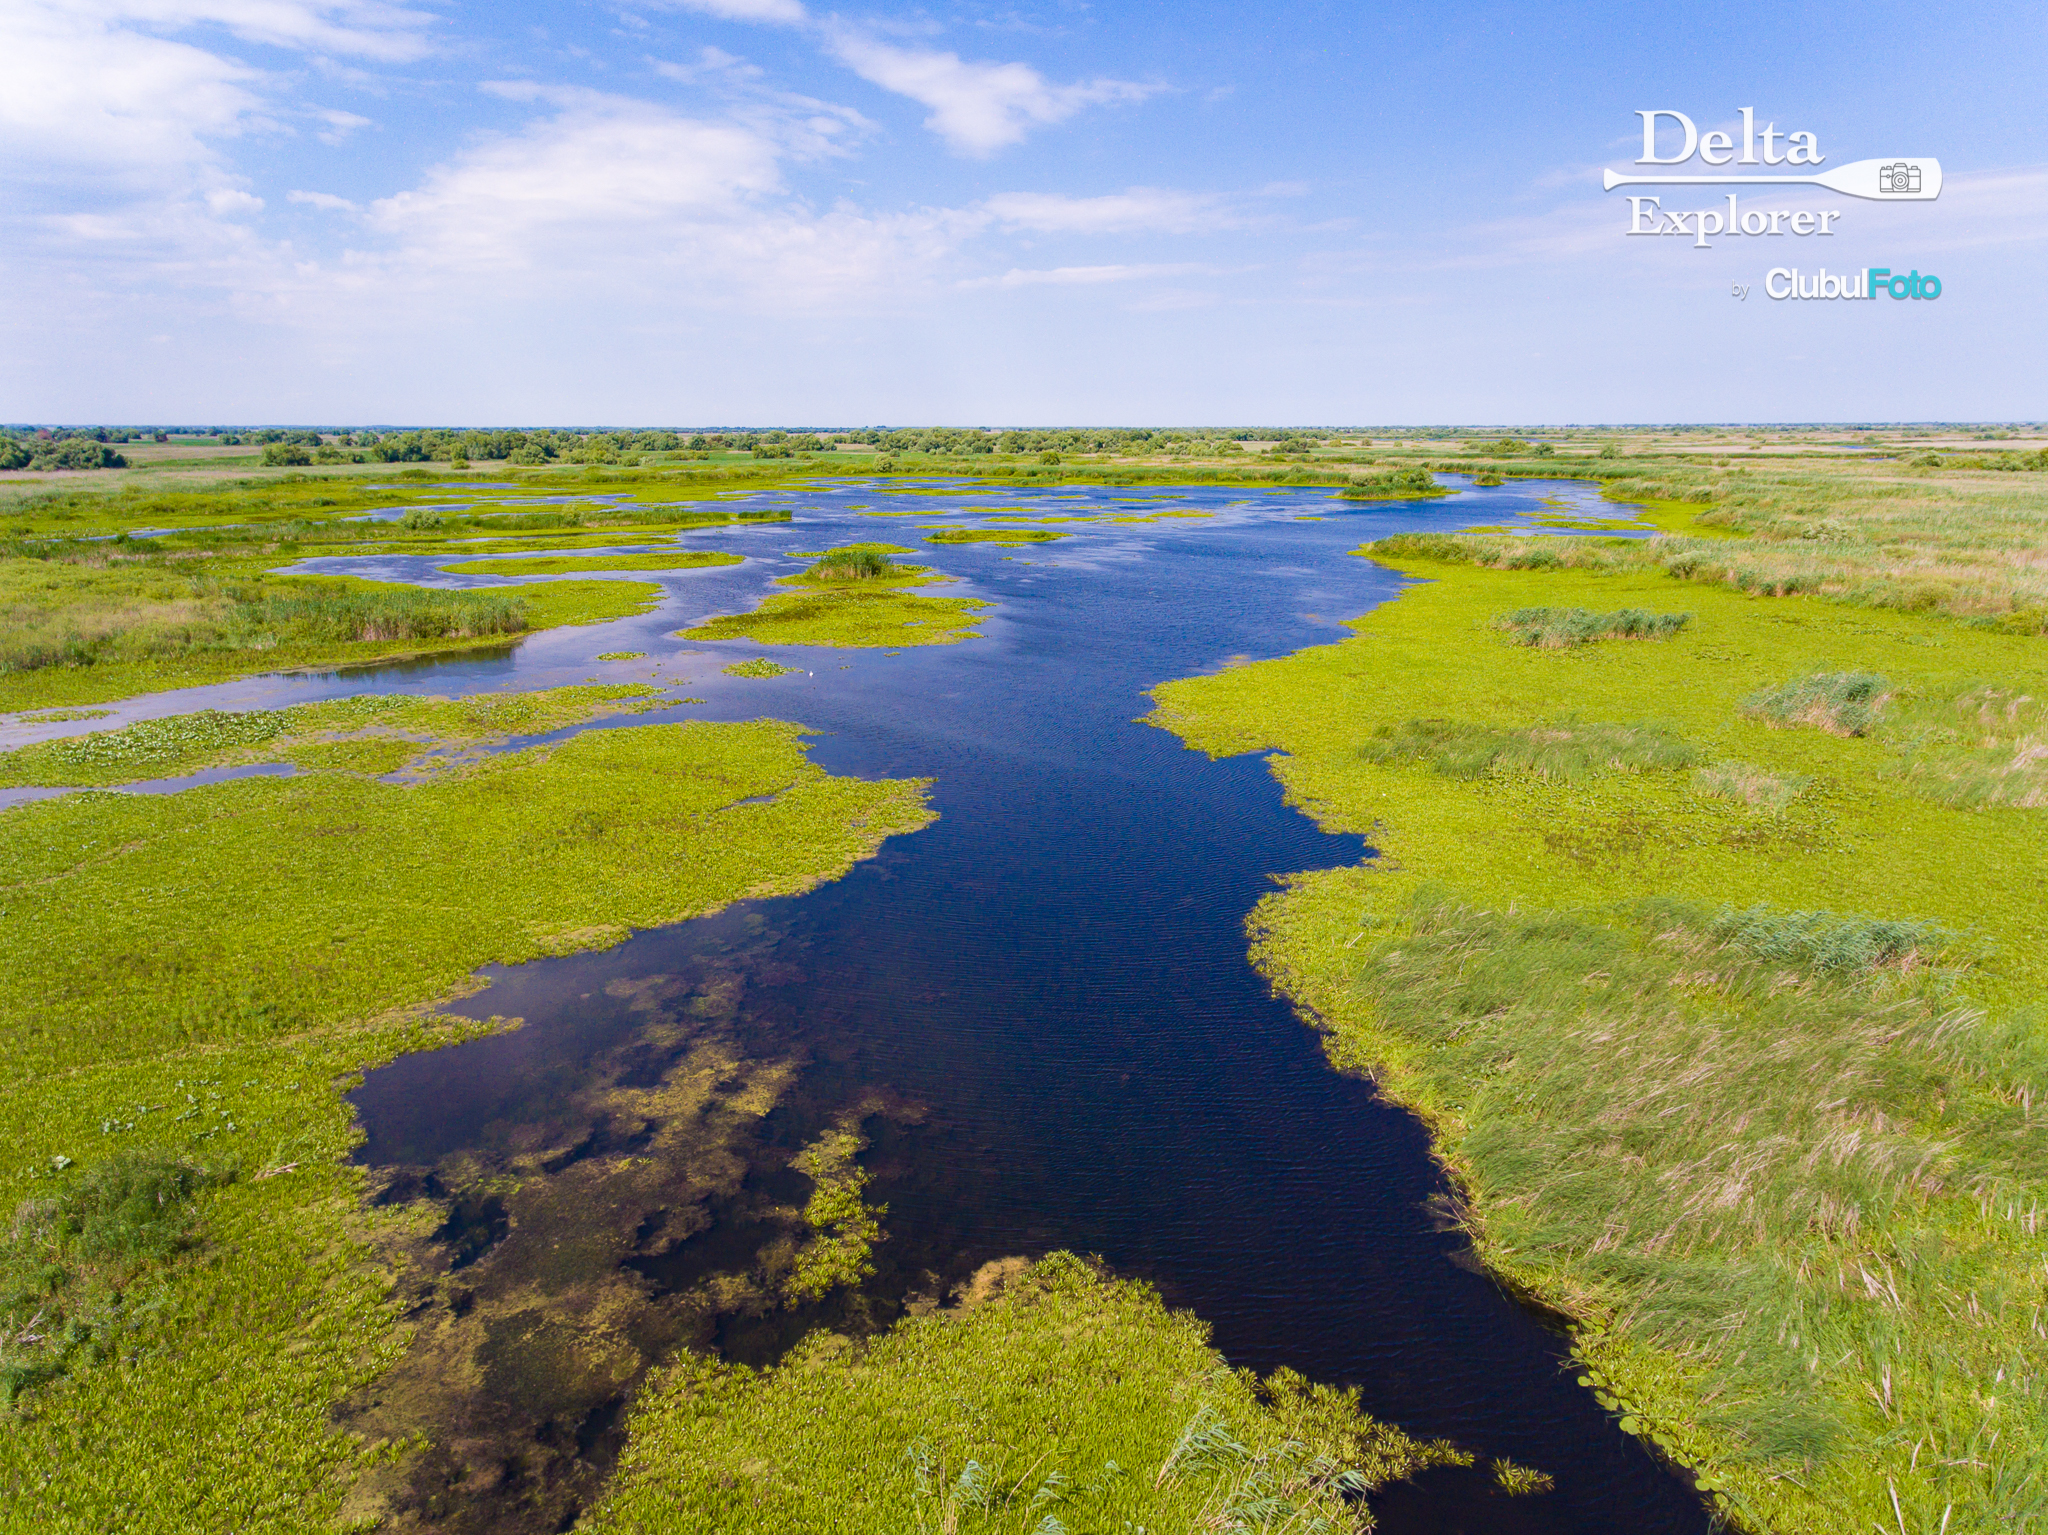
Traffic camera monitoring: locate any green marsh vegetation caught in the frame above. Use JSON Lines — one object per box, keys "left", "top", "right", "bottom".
{"left": 1149, "top": 526, "right": 2048, "bottom": 1534}
{"left": 1691, "top": 760, "right": 1812, "bottom": 811}
{"left": 683, "top": 552, "right": 989, "bottom": 650}
{"left": 0, "top": 470, "right": 813, "bottom": 709}
{"left": 0, "top": 682, "right": 667, "bottom": 789}
{"left": 1363, "top": 440, "right": 2048, "bottom": 630}
{"left": 1358, "top": 718, "right": 1699, "bottom": 781}
{"left": 584, "top": 1252, "right": 1472, "bottom": 1535}
{"left": 923, "top": 527, "right": 1068, "bottom": 544}
{"left": 1495, "top": 606, "right": 1691, "bottom": 647}
{"left": 1741, "top": 670, "right": 1892, "bottom": 736}
{"left": 2, "top": 1151, "right": 228, "bottom": 1405}
{"left": 802, "top": 546, "right": 901, "bottom": 579}
{"left": 723, "top": 657, "right": 804, "bottom": 678}
{"left": 0, "top": 528, "right": 664, "bottom": 711}
{"left": 0, "top": 690, "right": 934, "bottom": 1530}
{"left": 788, "top": 541, "right": 916, "bottom": 560}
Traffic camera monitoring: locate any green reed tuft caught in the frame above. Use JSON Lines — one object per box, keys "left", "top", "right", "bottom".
{"left": 1742, "top": 671, "right": 1892, "bottom": 736}
{"left": 1495, "top": 606, "right": 1691, "bottom": 648}
{"left": 1360, "top": 717, "right": 1700, "bottom": 781}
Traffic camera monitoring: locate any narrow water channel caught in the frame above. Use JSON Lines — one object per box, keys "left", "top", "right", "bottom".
{"left": 324, "top": 480, "right": 1710, "bottom": 1534}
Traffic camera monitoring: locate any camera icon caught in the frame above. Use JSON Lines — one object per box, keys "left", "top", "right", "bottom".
{"left": 1879, "top": 163, "right": 1923, "bottom": 194}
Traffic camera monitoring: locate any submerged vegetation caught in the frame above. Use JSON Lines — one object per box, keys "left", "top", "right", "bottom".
{"left": 0, "top": 692, "right": 934, "bottom": 1530}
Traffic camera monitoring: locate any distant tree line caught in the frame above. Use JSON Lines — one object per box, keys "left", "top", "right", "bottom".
{"left": 28, "top": 422, "right": 1846, "bottom": 477}
{"left": 0, "top": 433, "right": 128, "bottom": 471}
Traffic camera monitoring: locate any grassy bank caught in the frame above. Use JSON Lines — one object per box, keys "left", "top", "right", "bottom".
{"left": 0, "top": 698, "right": 934, "bottom": 1531}
{"left": 1149, "top": 547, "right": 2048, "bottom": 1533}
{"left": 1391, "top": 452, "right": 2048, "bottom": 628}
{"left": 583, "top": 1252, "right": 1475, "bottom": 1535}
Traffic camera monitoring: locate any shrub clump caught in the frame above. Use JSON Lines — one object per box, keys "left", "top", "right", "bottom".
{"left": 1337, "top": 466, "right": 1443, "bottom": 498}
{"left": 1741, "top": 671, "right": 1891, "bottom": 736}
{"left": 1360, "top": 717, "right": 1700, "bottom": 781}
{"left": 1495, "top": 607, "right": 1691, "bottom": 648}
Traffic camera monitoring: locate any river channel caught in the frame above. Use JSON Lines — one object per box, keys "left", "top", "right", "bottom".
{"left": 60, "top": 477, "right": 1714, "bottom": 1533}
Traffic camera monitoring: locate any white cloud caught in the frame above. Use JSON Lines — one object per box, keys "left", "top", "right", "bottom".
{"left": 963, "top": 263, "right": 1208, "bottom": 288}
{"left": 206, "top": 187, "right": 265, "bottom": 214}
{"left": 370, "top": 88, "right": 788, "bottom": 264}
{"left": 659, "top": 0, "right": 808, "bottom": 24}
{"left": 288, "top": 188, "right": 358, "bottom": 210}
{"left": 344, "top": 86, "right": 967, "bottom": 306}
{"left": 823, "top": 28, "right": 1154, "bottom": 155}
{"left": 0, "top": 6, "right": 264, "bottom": 178}
{"left": 59, "top": 0, "right": 434, "bottom": 62}
{"left": 0, "top": 1, "right": 425, "bottom": 205}
{"left": 647, "top": 47, "right": 876, "bottom": 157}
{"left": 982, "top": 187, "right": 1225, "bottom": 234}
{"left": 316, "top": 108, "right": 374, "bottom": 144}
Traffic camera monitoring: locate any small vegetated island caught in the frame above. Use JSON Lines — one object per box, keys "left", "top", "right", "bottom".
{"left": 681, "top": 544, "right": 990, "bottom": 647}
{"left": 2, "top": 425, "right": 2047, "bottom": 1534}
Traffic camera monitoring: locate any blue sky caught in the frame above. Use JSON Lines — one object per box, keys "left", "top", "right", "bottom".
{"left": 3, "top": 0, "right": 2044, "bottom": 424}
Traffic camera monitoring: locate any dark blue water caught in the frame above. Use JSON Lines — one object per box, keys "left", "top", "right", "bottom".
{"left": 331, "top": 479, "right": 1707, "bottom": 1533}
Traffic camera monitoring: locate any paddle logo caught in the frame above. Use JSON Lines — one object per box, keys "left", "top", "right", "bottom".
{"left": 1603, "top": 108, "right": 1944, "bottom": 300}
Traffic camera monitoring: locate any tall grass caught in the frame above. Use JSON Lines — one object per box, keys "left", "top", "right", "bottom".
{"left": 1885, "top": 685, "right": 2048, "bottom": 809}
{"left": 0, "top": 585, "right": 527, "bottom": 673}
{"left": 804, "top": 548, "right": 898, "bottom": 580}
{"left": 1347, "top": 890, "right": 2048, "bottom": 1529}
{"left": 1367, "top": 449, "right": 2048, "bottom": 630}
{"left": 1495, "top": 607, "right": 1690, "bottom": 647}
{"left": 1741, "top": 671, "right": 1892, "bottom": 737}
